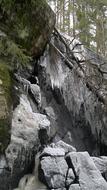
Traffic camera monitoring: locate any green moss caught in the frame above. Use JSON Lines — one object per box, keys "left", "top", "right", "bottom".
{"left": 0, "top": 0, "right": 55, "bottom": 57}
{"left": 0, "top": 119, "right": 10, "bottom": 153}
{"left": 0, "top": 60, "right": 12, "bottom": 106}
{"left": 0, "top": 61, "right": 12, "bottom": 153}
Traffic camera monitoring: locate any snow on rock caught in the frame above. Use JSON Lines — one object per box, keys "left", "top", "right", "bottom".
{"left": 6, "top": 94, "right": 50, "bottom": 171}
{"left": 40, "top": 147, "right": 65, "bottom": 157}
{"left": 54, "top": 140, "right": 76, "bottom": 153}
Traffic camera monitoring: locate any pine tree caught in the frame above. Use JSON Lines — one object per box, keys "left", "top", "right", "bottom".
{"left": 49, "top": 0, "right": 107, "bottom": 57}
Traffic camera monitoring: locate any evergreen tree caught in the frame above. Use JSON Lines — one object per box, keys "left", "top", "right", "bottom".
{"left": 48, "top": 0, "right": 107, "bottom": 57}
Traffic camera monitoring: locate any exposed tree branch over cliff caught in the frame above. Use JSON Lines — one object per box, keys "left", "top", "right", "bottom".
{"left": 52, "top": 28, "right": 107, "bottom": 106}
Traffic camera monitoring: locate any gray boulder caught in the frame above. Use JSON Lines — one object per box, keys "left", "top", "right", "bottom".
{"left": 92, "top": 156, "right": 107, "bottom": 180}
{"left": 54, "top": 140, "right": 76, "bottom": 153}
{"left": 69, "top": 184, "right": 80, "bottom": 190}
{"left": 66, "top": 152, "right": 107, "bottom": 190}
{"left": 40, "top": 147, "right": 65, "bottom": 158}
{"left": 39, "top": 156, "right": 68, "bottom": 189}
{"left": 92, "top": 156, "right": 107, "bottom": 174}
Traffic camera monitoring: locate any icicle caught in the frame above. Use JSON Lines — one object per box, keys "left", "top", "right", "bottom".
{"left": 46, "top": 43, "right": 65, "bottom": 89}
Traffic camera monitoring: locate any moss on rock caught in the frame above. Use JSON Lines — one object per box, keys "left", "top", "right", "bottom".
{"left": 0, "top": 119, "right": 10, "bottom": 153}
{"left": 0, "top": 61, "right": 12, "bottom": 104}
{"left": 0, "top": 0, "right": 55, "bottom": 153}
{"left": 0, "top": 60, "right": 12, "bottom": 153}
{"left": 0, "top": 0, "right": 55, "bottom": 58}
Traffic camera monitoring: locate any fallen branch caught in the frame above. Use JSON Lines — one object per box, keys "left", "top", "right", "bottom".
{"left": 53, "top": 28, "right": 107, "bottom": 106}
{"left": 54, "top": 28, "right": 85, "bottom": 73}
{"left": 50, "top": 42, "right": 73, "bottom": 70}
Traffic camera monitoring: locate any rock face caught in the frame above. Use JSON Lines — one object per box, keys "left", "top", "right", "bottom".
{"left": 0, "top": 3, "right": 55, "bottom": 181}
{"left": 38, "top": 34, "right": 107, "bottom": 155}
{"left": 0, "top": 93, "right": 50, "bottom": 190}
{"left": 1, "top": 18, "right": 107, "bottom": 190}
{"left": 61, "top": 37, "right": 107, "bottom": 154}
{"left": 92, "top": 156, "right": 107, "bottom": 179}
{"left": 0, "top": 0, "right": 55, "bottom": 57}
{"left": 0, "top": 62, "right": 12, "bottom": 153}
{"left": 7, "top": 93, "right": 50, "bottom": 167}
{"left": 30, "top": 83, "right": 41, "bottom": 106}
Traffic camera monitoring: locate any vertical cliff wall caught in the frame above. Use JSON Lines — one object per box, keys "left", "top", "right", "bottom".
{"left": 0, "top": 1, "right": 56, "bottom": 189}
{"left": 38, "top": 33, "right": 107, "bottom": 156}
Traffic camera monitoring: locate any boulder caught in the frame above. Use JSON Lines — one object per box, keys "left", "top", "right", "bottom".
{"left": 66, "top": 152, "right": 107, "bottom": 190}
{"left": 92, "top": 156, "right": 107, "bottom": 180}
{"left": 39, "top": 156, "right": 68, "bottom": 189}
{"left": 54, "top": 140, "right": 76, "bottom": 153}
{"left": 0, "top": 0, "right": 55, "bottom": 58}
{"left": 69, "top": 184, "right": 80, "bottom": 190}
{"left": 40, "top": 147, "right": 65, "bottom": 158}
{"left": 92, "top": 156, "right": 107, "bottom": 174}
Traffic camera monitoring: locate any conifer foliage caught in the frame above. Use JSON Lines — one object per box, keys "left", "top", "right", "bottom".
{"left": 48, "top": 0, "right": 107, "bottom": 57}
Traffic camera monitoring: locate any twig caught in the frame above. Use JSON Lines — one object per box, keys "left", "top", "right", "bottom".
{"left": 50, "top": 42, "right": 73, "bottom": 70}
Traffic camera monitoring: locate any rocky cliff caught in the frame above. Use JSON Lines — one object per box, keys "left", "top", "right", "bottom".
{"left": 0, "top": 1, "right": 107, "bottom": 190}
